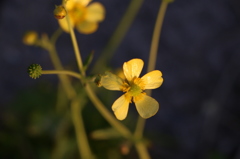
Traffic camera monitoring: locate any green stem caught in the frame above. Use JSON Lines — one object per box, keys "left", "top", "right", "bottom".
{"left": 45, "top": 35, "right": 76, "bottom": 100}
{"left": 62, "top": 0, "right": 133, "bottom": 141}
{"left": 43, "top": 30, "right": 93, "bottom": 158}
{"left": 85, "top": 84, "right": 132, "bottom": 139}
{"left": 91, "top": 0, "right": 144, "bottom": 73}
{"left": 134, "top": 0, "right": 172, "bottom": 158}
{"left": 63, "top": 3, "right": 85, "bottom": 76}
{"left": 71, "top": 98, "right": 95, "bottom": 159}
{"left": 42, "top": 70, "right": 82, "bottom": 79}
{"left": 135, "top": 142, "right": 150, "bottom": 159}
{"left": 147, "top": 0, "right": 170, "bottom": 73}
{"left": 50, "top": 27, "right": 63, "bottom": 45}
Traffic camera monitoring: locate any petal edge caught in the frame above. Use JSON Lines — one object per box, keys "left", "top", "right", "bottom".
{"left": 135, "top": 94, "right": 159, "bottom": 119}
{"left": 112, "top": 94, "right": 130, "bottom": 120}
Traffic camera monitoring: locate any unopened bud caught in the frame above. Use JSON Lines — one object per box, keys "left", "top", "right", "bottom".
{"left": 28, "top": 64, "right": 42, "bottom": 79}
{"left": 53, "top": 5, "right": 66, "bottom": 19}
{"left": 23, "top": 31, "right": 38, "bottom": 45}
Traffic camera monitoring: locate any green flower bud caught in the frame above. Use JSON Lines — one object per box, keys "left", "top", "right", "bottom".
{"left": 53, "top": 5, "right": 66, "bottom": 19}
{"left": 28, "top": 64, "right": 42, "bottom": 79}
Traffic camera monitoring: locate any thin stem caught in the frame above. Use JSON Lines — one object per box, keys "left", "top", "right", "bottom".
{"left": 42, "top": 70, "right": 82, "bottom": 80}
{"left": 85, "top": 84, "right": 132, "bottom": 139}
{"left": 135, "top": 142, "right": 151, "bottom": 159}
{"left": 134, "top": 117, "right": 146, "bottom": 138}
{"left": 45, "top": 35, "right": 76, "bottom": 100}
{"left": 134, "top": 0, "right": 171, "bottom": 158}
{"left": 63, "top": 3, "right": 85, "bottom": 76}
{"left": 50, "top": 27, "right": 63, "bottom": 45}
{"left": 71, "top": 98, "right": 95, "bottom": 159}
{"left": 44, "top": 29, "right": 93, "bottom": 158}
{"left": 91, "top": 0, "right": 144, "bottom": 73}
{"left": 147, "top": 0, "right": 170, "bottom": 73}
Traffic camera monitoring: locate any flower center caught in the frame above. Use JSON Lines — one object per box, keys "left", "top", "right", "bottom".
{"left": 70, "top": 3, "right": 86, "bottom": 23}
{"left": 128, "top": 78, "right": 142, "bottom": 97}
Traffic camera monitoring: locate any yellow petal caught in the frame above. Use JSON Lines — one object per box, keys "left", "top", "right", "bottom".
{"left": 112, "top": 94, "right": 130, "bottom": 120}
{"left": 101, "top": 72, "right": 124, "bottom": 91}
{"left": 76, "top": 20, "right": 98, "bottom": 34}
{"left": 65, "top": 0, "right": 76, "bottom": 10}
{"left": 141, "top": 70, "right": 163, "bottom": 89}
{"left": 85, "top": 2, "right": 105, "bottom": 22}
{"left": 58, "top": 16, "right": 74, "bottom": 33}
{"left": 67, "top": 0, "right": 91, "bottom": 8}
{"left": 134, "top": 94, "right": 159, "bottom": 118}
{"left": 79, "top": 0, "right": 92, "bottom": 6}
{"left": 123, "top": 59, "right": 144, "bottom": 82}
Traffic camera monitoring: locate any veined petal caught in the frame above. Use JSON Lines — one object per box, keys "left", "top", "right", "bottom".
{"left": 85, "top": 2, "right": 105, "bottom": 22}
{"left": 123, "top": 59, "right": 143, "bottom": 82}
{"left": 112, "top": 94, "right": 130, "bottom": 120}
{"left": 101, "top": 72, "right": 124, "bottom": 91}
{"left": 141, "top": 70, "right": 163, "bottom": 89}
{"left": 76, "top": 20, "right": 98, "bottom": 34}
{"left": 135, "top": 94, "right": 159, "bottom": 119}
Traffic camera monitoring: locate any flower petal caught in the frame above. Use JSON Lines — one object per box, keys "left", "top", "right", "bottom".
{"left": 141, "top": 70, "right": 163, "bottom": 89}
{"left": 101, "top": 72, "right": 124, "bottom": 91}
{"left": 112, "top": 94, "right": 130, "bottom": 120}
{"left": 58, "top": 16, "right": 74, "bottom": 33}
{"left": 134, "top": 94, "right": 159, "bottom": 119}
{"left": 76, "top": 20, "right": 98, "bottom": 34}
{"left": 80, "top": 0, "right": 92, "bottom": 6}
{"left": 67, "top": 0, "right": 91, "bottom": 8}
{"left": 85, "top": 2, "right": 105, "bottom": 22}
{"left": 123, "top": 59, "right": 144, "bottom": 82}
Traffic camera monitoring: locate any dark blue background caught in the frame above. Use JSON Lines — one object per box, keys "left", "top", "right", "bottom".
{"left": 1, "top": 0, "right": 240, "bottom": 158}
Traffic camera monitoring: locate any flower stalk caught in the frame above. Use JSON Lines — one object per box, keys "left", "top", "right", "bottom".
{"left": 42, "top": 70, "right": 82, "bottom": 80}
{"left": 134, "top": 0, "right": 172, "bottom": 146}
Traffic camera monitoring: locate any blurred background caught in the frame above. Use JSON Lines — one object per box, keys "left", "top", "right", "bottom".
{"left": 1, "top": 0, "right": 240, "bottom": 158}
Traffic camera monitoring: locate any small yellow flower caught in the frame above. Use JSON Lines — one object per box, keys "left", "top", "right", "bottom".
{"left": 100, "top": 59, "right": 163, "bottom": 120}
{"left": 58, "top": 0, "right": 105, "bottom": 34}
{"left": 22, "top": 31, "right": 38, "bottom": 45}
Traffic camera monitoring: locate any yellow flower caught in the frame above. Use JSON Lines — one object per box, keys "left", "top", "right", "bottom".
{"left": 58, "top": 0, "right": 105, "bottom": 34}
{"left": 100, "top": 59, "right": 163, "bottom": 120}
{"left": 22, "top": 31, "right": 38, "bottom": 45}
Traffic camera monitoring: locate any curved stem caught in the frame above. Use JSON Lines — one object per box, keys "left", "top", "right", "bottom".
{"left": 71, "top": 98, "right": 95, "bottom": 159}
{"left": 134, "top": 0, "right": 172, "bottom": 158}
{"left": 147, "top": 0, "right": 170, "bottom": 73}
{"left": 50, "top": 27, "right": 63, "bottom": 45}
{"left": 91, "top": 0, "right": 144, "bottom": 73}
{"left": 85, "top": 84, "right": 132, "bottom": 139}
{"left": 46, "top": 36, "right": 76, "bottom": 100}
{"left": 42, "top": 70, "right": 82, "bottom": 80}
{"left": 43, "top": 29, "right": 93, "bottom": 158}
{"left": 62, "top": 0, "right": 134, "bottom": 142}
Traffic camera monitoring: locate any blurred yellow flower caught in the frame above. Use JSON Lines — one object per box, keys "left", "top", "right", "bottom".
{"left": 101, "top": 59, "right": 163, "bottom": 120}
{"left": 58, "top": 0, "right": 105, "bottom": 34}
{"left": 22, "top": 31, "right": 38, "bottom": 45}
